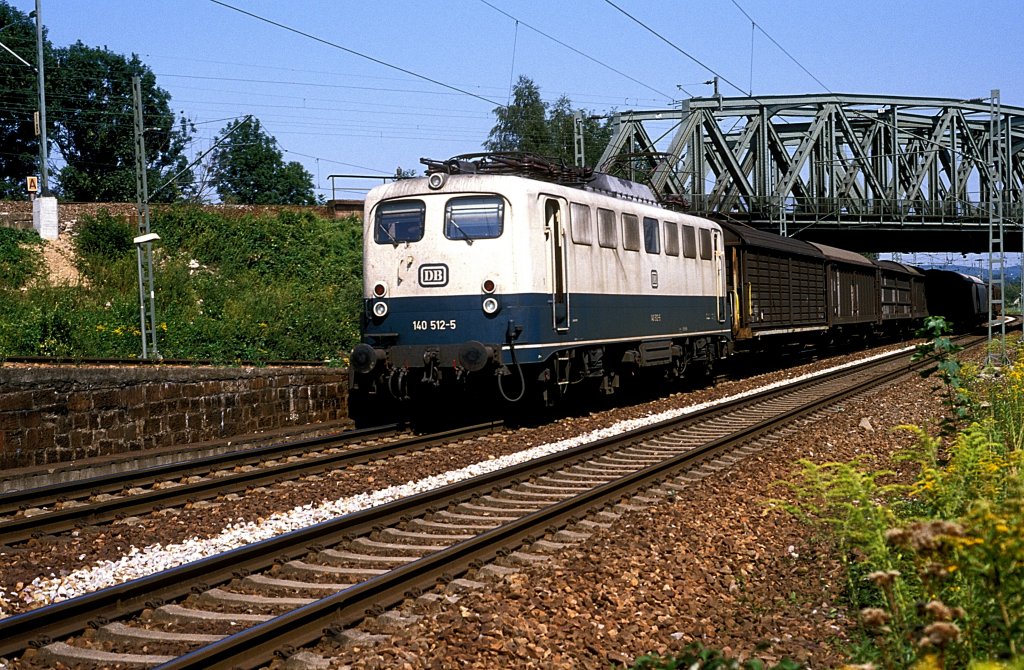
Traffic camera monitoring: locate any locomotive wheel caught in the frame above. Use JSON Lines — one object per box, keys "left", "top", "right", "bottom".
{"left": 347, "top": 388, "right": 399, "bottom": 429}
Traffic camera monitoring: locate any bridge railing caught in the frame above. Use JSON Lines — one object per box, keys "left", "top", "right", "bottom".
{"left": 686, "top": 195, "right": 1022, "bottom": 227}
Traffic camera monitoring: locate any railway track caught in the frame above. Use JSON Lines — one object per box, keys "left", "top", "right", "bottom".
{"left": 1, "top": 340, "right": 969, "bottom": 669}
{"left": 0, "top": 421, "right": 503, "bottom": 545}
{"left": 0, "top": 340, "right": 892, "bottom": 547}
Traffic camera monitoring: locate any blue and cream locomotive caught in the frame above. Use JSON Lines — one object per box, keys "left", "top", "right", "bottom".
{"left": 348, "top": 154, "right": 732, "bottom": 414}
{"left": 348, "top": 153, "right": 988, "bottom": 422}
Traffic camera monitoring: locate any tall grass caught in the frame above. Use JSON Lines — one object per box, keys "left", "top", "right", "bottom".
{"left": 782, "top": 333, "right": 1024, "bottom": 669}
{"left": 0, "top": 227, "right": 42, "bottom": 290}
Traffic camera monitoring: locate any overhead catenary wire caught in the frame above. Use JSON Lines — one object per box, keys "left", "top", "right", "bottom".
{"left": 602, "top": 0, "right": 1009, "bottom": 185}
{"left": 477, "top": 0, "right": 673, "bottom": 103}
{"left": 0, "top": 86, "right": 494, "bottom": 158}
{"left": 729, "top": 0, "right": 834, "bottom": 94}
{"left": 153, "top": 73, "right": 493, "bottom": 99}
{"left": 282, "top": 149, "right": 390, "bottom": 176}
{"left": 138, "top": 49, "right": 657, "bottom": 106}
{"left": 505, "top": 19, "right": 519, "bottom": 107}
{"left": 602, "top": 0, "right": 750, "bottom": 98}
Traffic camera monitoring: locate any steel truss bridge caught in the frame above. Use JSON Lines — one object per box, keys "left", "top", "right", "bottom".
{"left": 596, "top": 94, "right": 1024, "bottom": 253}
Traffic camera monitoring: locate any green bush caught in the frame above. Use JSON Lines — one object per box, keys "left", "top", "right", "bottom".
{"left": 1, "top": 205, "right": 363, "bottom": 362}
{"left": 779, "top": 336, "right": 1024, "bottom": 669}
{"left": 73, "top": 209, "right": 135, "bottom": 264}
{"left": 0, "top": 284, "right": 142, "bottom": 359}
{"left": 0, "top": 227, "right": 42, "bottom": 289}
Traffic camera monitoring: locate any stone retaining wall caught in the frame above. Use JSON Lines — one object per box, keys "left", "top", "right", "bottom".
{"left": 0, "top": 365, "right": 349, "bottom": 468}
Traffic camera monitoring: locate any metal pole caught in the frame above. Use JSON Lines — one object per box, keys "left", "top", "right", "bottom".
{"left": 145, "top": 241, "right": 158, "bottom": 356}
{"left": 986, "top": 89, "right": 1007, "bottom": 365}
{"left": 133, "top": 75, "right": 159, "bottom": 359}
{"left": 136, "top": 246, "right": 148, "bottom": 359}
{"left": 133, "top": 77, "right": 150, "bottom": 235}
{"left": 34, "top": 0, "right": 48, "bottom": 194}
{"left": 573, "top": 111, "right": 585, "bottom": 168}
{"left": 987, "top": 93, "right": 995, "bottom": 360}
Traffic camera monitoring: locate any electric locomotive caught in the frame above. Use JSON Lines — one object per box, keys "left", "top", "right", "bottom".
{"left": 348, "top": 154, "right": 732, "bottom": 419}
{"left": 347, "top": 154, "right": 995, "bottom": 424}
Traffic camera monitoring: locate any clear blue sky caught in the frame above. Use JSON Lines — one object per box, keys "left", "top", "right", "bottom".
{"left": 9, "top": 0, "right": 1024, "bottom": 210}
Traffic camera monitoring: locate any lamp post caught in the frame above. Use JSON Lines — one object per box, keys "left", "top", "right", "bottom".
{"left": 134, "top": 232, "right": 160, "bottom": 359}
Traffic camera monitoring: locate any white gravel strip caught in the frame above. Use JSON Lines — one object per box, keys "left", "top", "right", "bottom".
{"left": 0, "top": 346, "right": 911, "bottom": 618}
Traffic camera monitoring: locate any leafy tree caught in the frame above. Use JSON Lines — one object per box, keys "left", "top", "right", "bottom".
{"left": 485, "top": 75, "right": 549, "bottom": 155}
{"left": 484, "top": 75, "right": 612, "bottom": 168}
{"left": 0, "top": 2, "right": 52, "bottom": 198}
{"left": 209, "top": 117, "right": 316, "bottom": 205}
{"left": 49, "top": 42, "right": 193, "bottom": 202}
{"left": 546, "top": 95, "right": 577, "bottom": 159}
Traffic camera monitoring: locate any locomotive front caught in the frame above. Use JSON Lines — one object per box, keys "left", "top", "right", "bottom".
{"left": 349, "top": 172, "right": 539, "bottom": 405}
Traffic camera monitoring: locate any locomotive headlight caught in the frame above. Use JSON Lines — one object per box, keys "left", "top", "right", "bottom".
{"left": 482, "top": 278, "right": 496, "bottom": 294}
{"left": 482, "top": 297, "right": 500, "bottom": 315}
{"left": 372, "top": 301, "right": 389, "bottom": 318}
{"left": 372, "top": 282, "right": 388, "bottom": 298}
{"left": 427, "top": 172, "right": 446, "bottom": 190}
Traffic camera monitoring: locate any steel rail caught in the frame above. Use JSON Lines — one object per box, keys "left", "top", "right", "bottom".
{"left": 0, "top": 423, "right": 401, "bottom": 509}
{"left": 0, "top": 343, "right": 941, "bottom": 660}
{"left": 162, "top": 340, "right": 939, "bottom": 669}
{"left": 0, "top": 421, "right": 501, "bottom": 545}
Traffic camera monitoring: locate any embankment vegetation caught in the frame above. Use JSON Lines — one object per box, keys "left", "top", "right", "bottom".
{"left": 0, "top": 207, "right": 362, "bottom": 362}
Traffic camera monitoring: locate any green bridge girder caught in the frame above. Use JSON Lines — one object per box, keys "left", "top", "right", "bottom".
{"left": 597, "top": 93, "right": 1024, "bottom": 253}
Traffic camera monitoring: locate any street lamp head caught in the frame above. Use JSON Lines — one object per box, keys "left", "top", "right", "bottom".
{"left": 133, "top": 232, "right": 160, "bottom": 245}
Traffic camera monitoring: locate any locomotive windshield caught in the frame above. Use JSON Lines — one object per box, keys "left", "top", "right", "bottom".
{"left": 375, "top": 200, "right": 425, "bottom": 245}
{"left": 444, "top": 196, "right": 504, "bottom": 241}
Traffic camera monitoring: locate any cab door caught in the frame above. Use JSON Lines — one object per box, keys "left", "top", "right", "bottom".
{"left": 545, "top": 197, "right": 570, "bottom": 332}
{"left": 713, "top": 229, "right": 726, "bottom": 323}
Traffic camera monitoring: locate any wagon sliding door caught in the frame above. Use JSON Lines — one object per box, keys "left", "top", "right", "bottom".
{"left": 545, "top": 198, "right": 570, "bottom": 332}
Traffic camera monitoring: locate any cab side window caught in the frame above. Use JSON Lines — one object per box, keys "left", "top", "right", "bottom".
{"left": 597, "top": 208, "right": 617, "bottom": 249}
{"left": 681, "top": 224, "right": 697, "bottom": 258}
{"left": 622, "top": 213, "right": 640, "bottom": 251}
{"left": 643, "top": 217, "right": 660, "bottom": 254}
{"left": 664, "top": 220, "right": 679, "bottom": 256}
{"left": 699, "top": 228, "right": 713, "bottom": 260}
{"left": 570, "top": 202, "right": 592, "bottom": 245}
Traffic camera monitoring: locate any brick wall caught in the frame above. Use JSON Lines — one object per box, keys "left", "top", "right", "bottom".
{"left": 0, "top": 365, "right": 350, "bottom": 468}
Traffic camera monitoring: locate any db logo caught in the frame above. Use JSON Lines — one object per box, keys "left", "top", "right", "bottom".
{"left": 418, "top": 264, "right": 448, "bottom": 287}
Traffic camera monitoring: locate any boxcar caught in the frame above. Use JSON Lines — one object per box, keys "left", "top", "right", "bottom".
{"left": 923, "top": 269, "right": 988, "bottom": 330}
{"left": 719, "top": 221, "right": 828, "bottom": 342}
{"left": 810, "top": 242, "right": 880, "bottom": 331}
{"left": 877, "top": 261, "right": 928, "bottom": 328}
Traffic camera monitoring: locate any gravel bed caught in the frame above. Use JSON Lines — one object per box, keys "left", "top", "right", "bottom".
{"left": 310, "top": 356, "right": 950, "bottom": 669}
{"left": 0, "top": 343, "right": 918, "bottom": 622}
